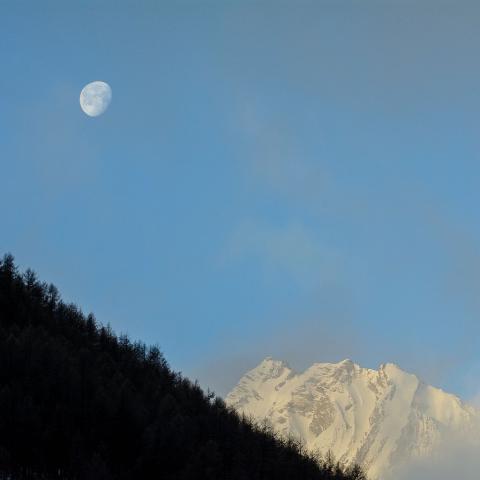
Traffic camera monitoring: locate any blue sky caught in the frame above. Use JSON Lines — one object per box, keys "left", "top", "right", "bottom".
{"left": 2, "top": 0, "right": 480, "bottom": 398}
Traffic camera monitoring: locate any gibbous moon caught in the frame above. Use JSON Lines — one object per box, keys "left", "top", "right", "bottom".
{"left": 80, "top": 81, "right": 112, "bottom": 117}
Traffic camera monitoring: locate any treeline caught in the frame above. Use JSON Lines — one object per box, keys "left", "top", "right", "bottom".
{"left": 0, "top": 254, "right": 366, "bottom": 480}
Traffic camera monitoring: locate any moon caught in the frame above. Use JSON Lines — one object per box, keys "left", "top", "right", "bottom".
{"left": 80, "top": 81, "right": 112, "bottom": 117}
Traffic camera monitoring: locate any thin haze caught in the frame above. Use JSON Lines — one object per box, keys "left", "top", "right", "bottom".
{"left": 2, "top": 1, "right": 480, "bottom": 403}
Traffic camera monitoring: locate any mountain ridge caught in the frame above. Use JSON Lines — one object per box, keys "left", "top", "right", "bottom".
{"left": 226, "top": 357, "right": 478, "bottom": 479}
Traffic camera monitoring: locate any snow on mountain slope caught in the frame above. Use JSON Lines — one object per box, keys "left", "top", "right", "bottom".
{"left": 226, "top": 358, "right": 479, "bottom": 479}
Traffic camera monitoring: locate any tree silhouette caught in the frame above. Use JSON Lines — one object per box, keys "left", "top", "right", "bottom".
{"left": 0, "top": 254, "right": 367, "bottom": 480}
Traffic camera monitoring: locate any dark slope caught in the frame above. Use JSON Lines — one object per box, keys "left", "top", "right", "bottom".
{"left": 0, "top": 254, "right": 365, "bottom": 480}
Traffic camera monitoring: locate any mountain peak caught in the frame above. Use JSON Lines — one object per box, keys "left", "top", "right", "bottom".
{"left": 242, "top": 357, "right": 293, "bottom": 384}
{"left": 261, "top": 355, "right": 281, "bottom": 364}
{"left": 380, "top": 362, "right": 417, "bottom": 382}
{"left": 337, "top": 358, "right": 359, "bottom": 370}
{"left": 258, "top": 356, "right": 291, "bottom": 370}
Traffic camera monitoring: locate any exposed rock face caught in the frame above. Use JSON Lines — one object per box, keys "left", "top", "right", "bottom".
{"left": 226, "top": 358, "right": 478, "bottom": 479}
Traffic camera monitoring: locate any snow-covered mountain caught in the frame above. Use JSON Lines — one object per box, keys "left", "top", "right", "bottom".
{"left": 226, "top": 358, "right": 479, "bottom": 479}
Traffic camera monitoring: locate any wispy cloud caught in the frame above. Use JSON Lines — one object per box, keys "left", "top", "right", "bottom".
{"left": 191, "top": 299, "right": 361, "bottom": 397}
{"left": 222, "top": 220, "right": 342, "bottom": 289}
{"left": 237, "top": 100, "right": 334, "bottom": 209}
{"left": 387, "top": 428, "right": 480, "bottom": 480}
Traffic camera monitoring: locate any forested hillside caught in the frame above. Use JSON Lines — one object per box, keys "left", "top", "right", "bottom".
{"left": 0, "top": 254, "right": 365, "bottom": 480}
